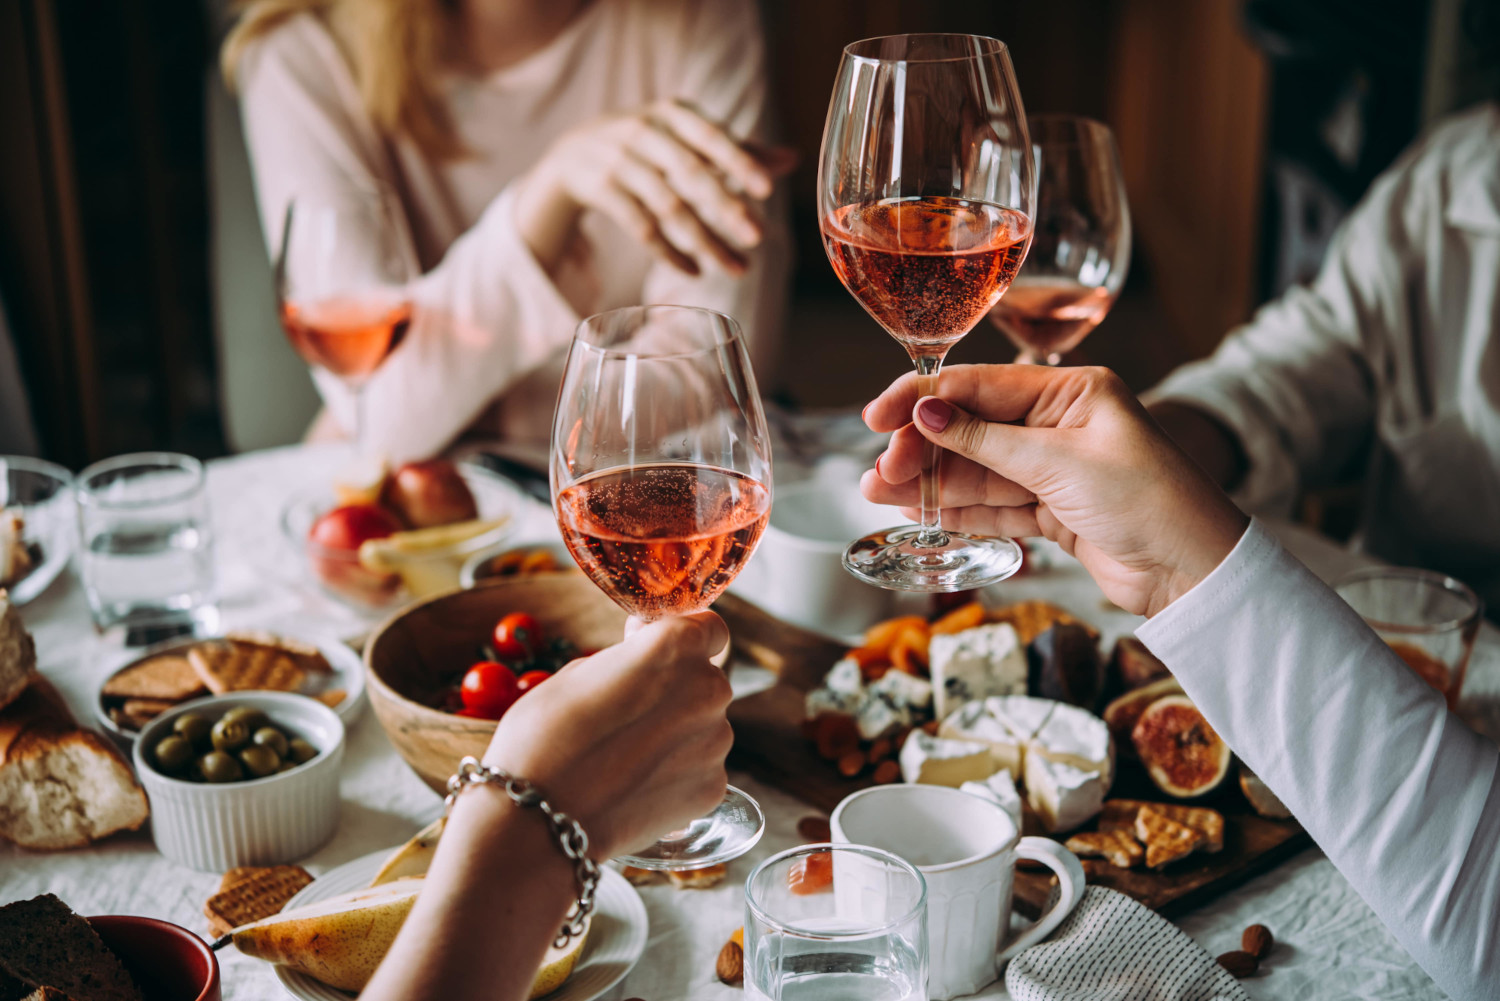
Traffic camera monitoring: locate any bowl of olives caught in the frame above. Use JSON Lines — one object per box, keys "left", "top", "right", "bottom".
{"left": 132, "top": 692, "right": 345, "bottom": 872}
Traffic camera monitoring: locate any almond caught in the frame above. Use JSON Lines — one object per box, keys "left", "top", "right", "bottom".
{"left": 1241, "top": 923, "right": 1273, "bottom": 959}
{"left": 872, "top": 759, "right": 900, "bottom": 784}
{"left": 837, "top": 750, "right": 866, "bottom": 777}
{"left": 797, "top": 816, "right": 831, "bottom": 842}
{"left": 1216, "top": 949, "right": 1258, "bottom": 978}
{"left": 868, "top": 737, "right": 894, "bottom": 763}
{"left": 717, "top": 939, "right": 744, "bottom": 984}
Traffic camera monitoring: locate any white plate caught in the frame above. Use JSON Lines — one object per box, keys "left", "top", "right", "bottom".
{"left": 94, "top": 631, "right": 366, "bottom": 749}
{"left": 274, "top": 848, "right": 649, "bottom": 1001}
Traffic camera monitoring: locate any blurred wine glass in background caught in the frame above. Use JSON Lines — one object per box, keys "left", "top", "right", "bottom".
{"left": 988, "top": 115, "right": 1130, "bottom": 365}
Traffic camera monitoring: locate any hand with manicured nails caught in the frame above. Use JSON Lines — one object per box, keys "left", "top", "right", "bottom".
{"left": 860, "top": 364, "right": 1249, "bottom": 618}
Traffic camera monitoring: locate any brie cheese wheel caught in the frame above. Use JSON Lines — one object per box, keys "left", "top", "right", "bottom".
{"left": 1025, "top": 753, "right": 1108, "bottom": 833}
{"left": 940, "top": 694, "right": 1115, "bottom": 832}
{"left": 928, "top": 623, "right": 1027, "bottom": 719}
{"left": 938, "top": 699, "right": 1025, "bottom": 776}
{"left": 899, "top": 732, "right": 998, "bottom": 787}
{"left": 961, "top": 769, "right": 1024, "bottom": 830}
{"left": 825, "top": 657, "right": 864, "bottom": 697}
{"left": 804, "top": 687, "right": 857, "bottom": 720}
{"left": 869, "top": 669, "right": 933, "bottom": 713}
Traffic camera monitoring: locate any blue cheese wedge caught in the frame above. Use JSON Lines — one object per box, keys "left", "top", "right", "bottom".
{"left": 898, "top": 732, "right": 998, "bottom": 786}
{"left": 961, "top": 769, "right": 1024, "bottom": 830}
{"left": 854, "top": 690, "right": 911, "bottom": 741}
{"left": 825, "top": 657, "right": 865, "bottom": 697}
{"left": 928, "top": 623, "right": 1027, "bottom": 719}
{"left": 869, "top": 670, "right": 933, "bottom": 713}
{"left": 804, "top": 687, "right": 858, "bottom": 720}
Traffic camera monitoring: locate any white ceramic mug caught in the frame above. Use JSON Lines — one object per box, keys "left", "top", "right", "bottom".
{"left": 730, "top": 476, "right": 895, "bottom": 636}
{"left": 831, "top": 784, "right": 1085, "bottom": 1000}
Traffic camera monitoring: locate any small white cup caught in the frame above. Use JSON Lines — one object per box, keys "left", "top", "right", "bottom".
{"left": 731, "top": 477, "right": 895, "bottom": 635}
{"left": 832, "top": 783, "right": 1085, "bottom": 1000}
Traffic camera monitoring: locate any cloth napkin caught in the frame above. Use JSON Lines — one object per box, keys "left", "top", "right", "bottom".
{"left": 1005, "top": 887, "right": 1252, "bottom": 1001}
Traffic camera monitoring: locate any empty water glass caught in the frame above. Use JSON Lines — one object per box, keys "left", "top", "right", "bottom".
{"left": 745, "top": 844, "right": 928, "bottom": 1001}
{"left": 77, "top": 453, "right": 218, "bottom": 645}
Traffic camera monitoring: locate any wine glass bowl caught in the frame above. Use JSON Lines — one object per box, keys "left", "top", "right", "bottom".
{"left": 274, "top": 194, "right": 415, "bottom": 453}
{"left": 550, "top": 305, "right": 771, "bottom": 869}
{"left": 987, "top": 114, "right": 1131, "bottom": 364}
{"left": 818, "top": 34, "right": 1035, "bottom": 592}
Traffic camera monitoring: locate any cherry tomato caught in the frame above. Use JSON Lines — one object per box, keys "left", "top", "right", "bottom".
{"left": 460, "top": 661, "right": 520, "bottom": 719}
{"left": 492, "top": 613, "right": 542, "bottom": 661}
{"left": 516, "top": 670, "right": 551, "bottom": 694}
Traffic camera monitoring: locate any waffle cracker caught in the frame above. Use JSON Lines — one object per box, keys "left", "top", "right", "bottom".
{"left": 204, "top": 865, "right": 312, "bottom": 937}
{"left": 223, "top": 631, "right": 331, "bottom": 674}
{"left": 117, "top": 698, "right": 176, "bottom": 728}
{"left": 988, "top": 600, "right": 1099, "bottom": 645}
{"left": 101, "top": 655, "right": 207, "bottom": 701}
{"left": 188, "top": 640, "right": 305, "bottom": 695}
{"left": 1099, "top": 799, "right": 1224, "bottom": 852}
{"left": 1065, "top": 830, "right": 1144, "bottom": 868}
{"left": 666, "top": 863, "right": 727, "bottom": 889}
{"left": 1135, "top": 806, "right": 1205, "bottom": 869}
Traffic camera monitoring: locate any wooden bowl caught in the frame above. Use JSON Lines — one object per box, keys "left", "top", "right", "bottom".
{"left": 364, "top": 572, "right": 627, "bottom": 793}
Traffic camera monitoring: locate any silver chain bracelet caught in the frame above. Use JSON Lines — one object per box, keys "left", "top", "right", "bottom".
{"left": 444, "top": 756, "right": 601, "bottom": 947}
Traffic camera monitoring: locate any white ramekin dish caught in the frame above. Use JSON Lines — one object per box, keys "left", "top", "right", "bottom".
{"left": 133, "top": 691, "right": 345, "bottom": 872}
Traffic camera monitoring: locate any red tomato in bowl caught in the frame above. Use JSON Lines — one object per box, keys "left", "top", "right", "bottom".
{"left": 516, "top": 670, "right": 551, "bottom": 694}
{"left": 460, "top": 661, "right": 520, "bottom": 719}
{"left": 492, "top": 613, "right": 542, "bottom": 661}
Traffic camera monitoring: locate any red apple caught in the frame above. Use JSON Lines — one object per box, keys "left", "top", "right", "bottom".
{"left": 383, "top": 460, "right": 478, "bottom": 529}
{"left": 307, "top": 504, "right": 403, "bottom": 602}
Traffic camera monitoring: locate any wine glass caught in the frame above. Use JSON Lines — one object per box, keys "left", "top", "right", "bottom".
{"left": 274, "top": 192, "right": 415, "bottom": 458}
{"left": 818, "top": 34, "right": 1036, "bottom": 592}
{"left": 550, "top": 304, "right": 772, "bottom": 869}
{"left": 987, "top": 115, "right": 1131, "bottom": 364}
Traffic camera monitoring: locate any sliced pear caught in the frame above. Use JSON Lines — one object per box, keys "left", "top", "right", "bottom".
{"left": 529, "top": 922, "right": 590, "bottom": 999}
{"left": 370, "top": 817, "right": 445, "bottom": 886}
{"left": 359, "top": 518, "right": 509, "bottom": 567}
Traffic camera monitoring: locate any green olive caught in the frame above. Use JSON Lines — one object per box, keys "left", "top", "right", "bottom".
{"left": 251, "top": 727, "right": 289, "bottom": 758}
{"left": 239, "top": 745, "right": 281, "bottom": 778}
{"left": 199, "top": 751, "right": 243, "bottom": 783}
{"left": 221, "top": 706, "right": 269, "bottom": 733}
{"left": 287, "top": 738, "right": 318, "bottom": 764}
{"left": 210, "top": 718, "right": 250, "bottom": 753}
{"left": 152, "top": 735, "right": 193, "bottom": 774}
{"left": 173, "top": 712, "right": 212, "bottom": 749}
{"left": 276, "top": 760, "right": 298, "bottom": 773}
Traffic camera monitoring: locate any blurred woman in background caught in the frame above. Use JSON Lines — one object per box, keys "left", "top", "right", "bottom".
{"left": 224, "top": 0, "right": 792, "bottom": 463}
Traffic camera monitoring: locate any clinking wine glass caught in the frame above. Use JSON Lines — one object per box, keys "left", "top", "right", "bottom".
{"left": 550, "top": 305, "right": 771, "bottom": 869}
{"left": 818, "top": 33, "right": 1037, "bottom": 592}
{"left": 274, "top": 192, "right": 415, "bottom": 459}
{"left": 987, "top": 115, "right": 1131, "bottom": 364}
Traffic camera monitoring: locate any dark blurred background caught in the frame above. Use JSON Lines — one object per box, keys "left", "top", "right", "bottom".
{"left": 2, "top": 0, "right": 1497, "bottom": 470}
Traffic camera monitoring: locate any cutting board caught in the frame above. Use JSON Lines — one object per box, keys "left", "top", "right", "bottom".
{"left": 718, "top": 594, "right": 1310, "bottom": 918}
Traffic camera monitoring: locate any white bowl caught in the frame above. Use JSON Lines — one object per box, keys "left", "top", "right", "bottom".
{"left": 0, "top": 456, "right": 74, "bottom": 605}
{"left": 133, "top": 691, "right": 345, "bottom": 871}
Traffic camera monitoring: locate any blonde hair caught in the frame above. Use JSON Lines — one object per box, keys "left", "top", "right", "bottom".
{"left": 221, "top": 0, "right": 466, "bottom": 159}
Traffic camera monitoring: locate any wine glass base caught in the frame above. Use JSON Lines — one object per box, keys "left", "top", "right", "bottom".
{"left": 843, "top": 526, "right": 1024, "bottom": 592}
{"left": 614, "top": 785, "right": 765, "bottom": 871}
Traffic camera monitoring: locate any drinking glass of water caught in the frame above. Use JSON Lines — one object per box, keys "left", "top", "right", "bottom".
{"left": 745, "top": 844, "right": 928, "bottom": 1001}
{"left": 77, "top": 453, "right": 218, "bottom": 645}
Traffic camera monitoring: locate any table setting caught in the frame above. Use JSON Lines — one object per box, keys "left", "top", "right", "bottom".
{"left": 3, "top": 27, "right": 1498, "bottom": 1001}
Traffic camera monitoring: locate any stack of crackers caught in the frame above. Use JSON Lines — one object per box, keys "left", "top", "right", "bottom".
{"left": 204, "top": 865, "right": 314, "bottom": 937}
{"left": 1066, "top": 799, "right": 1225, "bottom": 871}
{"left": 102, "top": 633, "right": 342, "bottom": 730}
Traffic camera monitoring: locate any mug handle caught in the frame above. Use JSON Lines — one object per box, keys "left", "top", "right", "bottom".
{"left": 996, "top": 837, "right": 1086, "bottom": 962}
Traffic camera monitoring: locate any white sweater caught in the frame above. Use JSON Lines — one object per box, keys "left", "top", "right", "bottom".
{"left": 236, "top": 0, "right": 789, "bottom": 462}
{"left": 1138, "top": 520, "right": 1499, "bottom": 1000}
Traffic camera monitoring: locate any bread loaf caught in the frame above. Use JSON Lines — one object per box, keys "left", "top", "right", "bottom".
{"left": 0, "top": 678, "right": 148, "bottom": 850}
{"left": 0, "top": 591, "right": 36, "bottom": 713}
{"left": 0, "top": 895, "right": 143, "bottom": 1001}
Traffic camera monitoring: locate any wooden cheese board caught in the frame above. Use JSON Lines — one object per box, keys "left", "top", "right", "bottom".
{"left": 716, "top": 592, "right": 1310, "bottom": 918}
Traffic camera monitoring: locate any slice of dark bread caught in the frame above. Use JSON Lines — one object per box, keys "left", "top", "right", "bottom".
{"left": 0, "top": 895, "right": 141, "bottom": 1001}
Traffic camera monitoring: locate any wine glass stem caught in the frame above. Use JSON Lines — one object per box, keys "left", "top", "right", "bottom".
{"left": 913, "top": 352, "right": 948, "bottom": 549}
{"left": 350, "top": 381, "right": 368, "bottom": 461}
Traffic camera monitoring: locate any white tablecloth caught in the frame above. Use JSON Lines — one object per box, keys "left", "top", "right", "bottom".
{"left": 3, "top": 444, "right": 1496, "bottom": 1001}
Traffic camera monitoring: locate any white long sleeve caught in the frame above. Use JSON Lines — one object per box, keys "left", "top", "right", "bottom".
{"left": 235, "top": 0, "right": 789, "bottom": 461}
{"left": 1136, "top": 520, "right": 1500, "bottom": 1000}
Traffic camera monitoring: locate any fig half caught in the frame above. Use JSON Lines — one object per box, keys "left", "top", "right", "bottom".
{"left": 1102, "top": 675, "right": 1184, "bottom": 756}
{"left": 1131, "top": 694, "right": 1231, "bottom": 798}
